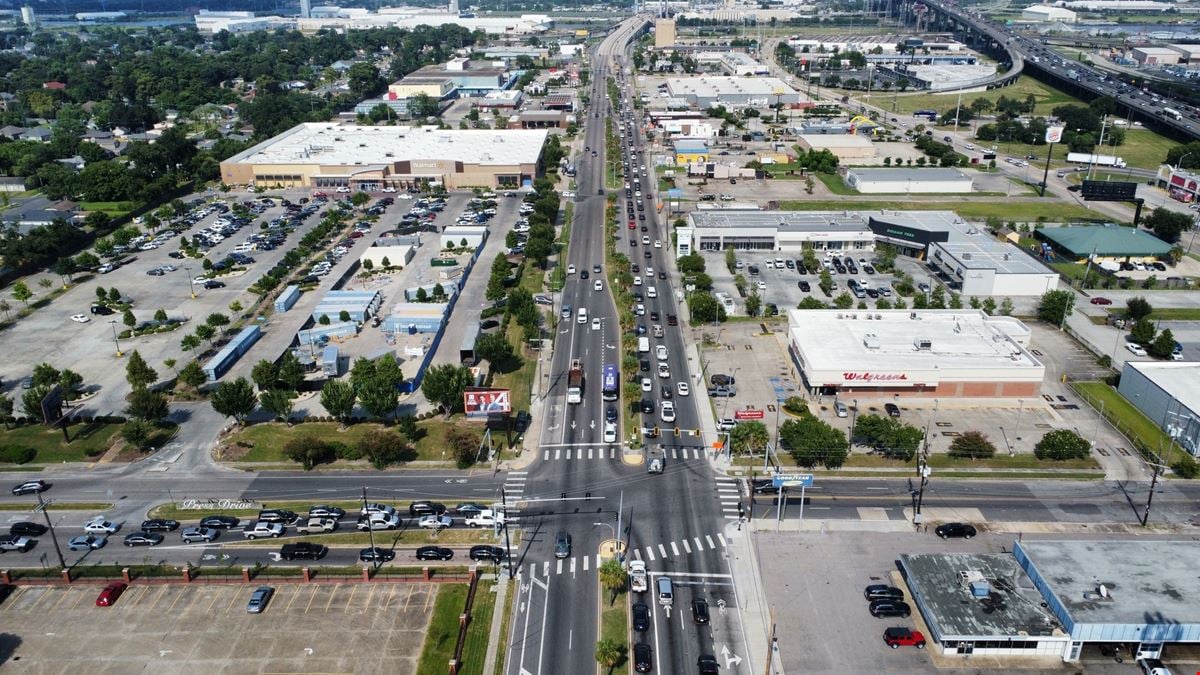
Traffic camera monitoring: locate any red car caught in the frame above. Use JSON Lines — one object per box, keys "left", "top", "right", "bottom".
{"left": 95, "top": 582, "right": 128, "bottom": 607}
{"left": 628, "top": 221, "right": 636, "bottom": 229}
{"left": 883, "top": 627, "right": 926, "bottom": 649}
{"left": 1090, "top": 297, "right": 1112, "bottom": 305}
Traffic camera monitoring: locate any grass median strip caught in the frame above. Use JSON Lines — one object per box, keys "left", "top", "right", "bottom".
{"left": 0, "top": 501, "right": 114, "bottom": 512}
{"left": 222, "top": 527, "right": 511, "bottom": 548}
{"left": 460, "top": 581, "right": 497, "bottom": 675}
{"left": 417, "top": 584, "right": 470, "bottom": 674}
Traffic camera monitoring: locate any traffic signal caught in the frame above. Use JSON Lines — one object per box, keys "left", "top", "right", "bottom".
{"left": 674, "top": 427, "right": 681, "bottom": 438}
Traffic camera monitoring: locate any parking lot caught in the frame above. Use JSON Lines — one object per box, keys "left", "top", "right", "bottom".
{"left": 0, "top": 581, "right": 437, "bottom": 673}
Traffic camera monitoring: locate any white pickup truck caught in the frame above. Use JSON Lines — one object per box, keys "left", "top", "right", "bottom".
{"left": 242, "top": 521, "right": 284, "bottom": 539}
{"left": 294, "top": 517, "right": 338, "bottom": 534}
{"left": 464, "top": 510, "right": 506, "bottom": 528}
{"left": 628, "top": 560, "right": 648, "bottom": 593}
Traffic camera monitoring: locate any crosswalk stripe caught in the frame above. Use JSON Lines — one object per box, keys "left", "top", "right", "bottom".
{"left": 570, "top": 558, "right": 576, "bottom": 575}
{"left": 693, "top": 537, "right": 703, "bottom": 551}
{"left": 670, "top": 541, "right": 680, "bottom": 556}
{"left": 543, "top": 450, "right": 550, "bottom": 460}
{"left": 610, "top": 447, "right": 616, "bottom": 458}
{"left": 706, "top": 535, "right": 716, "bottom": 549}
{"left": 583, "top": 555, "right": 589, "bottom": 571}
{"left": 633, "top": 549, "right": 642, "bottom": 561}
{"left": 543, "top": 561, "right": 549, "bottom": 577}
{"left": 671, "top": 448, "right": 678, "bottom": 459}
{"left": 588, "top": 447, "right": 594, "bottom": 460}
{"left": 658, "top": 543, "right": 668, "bottom": 558}
{"left": 718, "top": 534, "right": 727, "bottom": 548}
{"left": 576, "top": 448, "right": 583, "bottom": 459}
{"left": 595, "top": 554, "right": 602, "bottom": 568}
{"left": 509, "top": 471, "right": 528, "bottom": 475}
{"left": 555, "top": 449, "right": 561, "bottom": 460}
{"left": 682, "top": 539, "right": 692, "bottom": 554}
{"left": 646, "top": 547, "right": 655, "bottom": 561}
{"left": 724, "top": 515, "right": 740, "bottom": 520}
{"left": 557, "top": 558, "right": 563, "bottom": 575}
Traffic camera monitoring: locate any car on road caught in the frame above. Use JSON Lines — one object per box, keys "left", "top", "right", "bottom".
{"left": 418, "top": 515, "right": 453, "bottom": 530}
{"left": 692, "top": 597, "right": 710, "bottom": 624}
{"left": 633, "top": 598, "right": 652, "bottom": 629}
{"left": 641, "top": 377, "right": 652, "bottom": 392}
{"left": 70, "top": 313, "right": 90, "bottom": 323}
{"left": 567, "top": 264, "right": 576, "bottom": 275}
{"left": 84, "top": 517, "right": 120, "bottom": 534}
{"left": 307, "top": 505, "right": 346, "bottom": 519}
{"left": 591, "top": 317, "right": 601, "bottom": 331}
{"left": 555, "top": 531, "right": 572, "bottom": 559}
{"left": 408, "top": 502, "right": 445, "bottom": 517}
{"left": 357, "top": 514, "right": 401, "bottom": 531}
{"left": 603, "top": 421, "right": 617, "bottom": 443}
{"left": 454, "top": 502, "right": 487, "bottom": 514}
{"left": 123, "top": 531, "right": 164, "bottom": 547}
{"left": 359, "top": 547, "right": 396, "bottom": 563}
{"left": 0, "top": 534, "right": 34, "bottom": 552}
{"left": 11, "top": 480, "right": 47, "bottom": 496}
{"left": 469, "top": 545, "right": 506, "bottom": 563}
{"left": 181, "top": 527, "right": 219, "bottom": 543}
{"left": 935, "top": 522, "right": 977, "bottom": 539}
{"left": 657, "top": 363, "right": 670, "bottom": 379}
{"left": 883, "top": 627, "right": 926, "bottom": 649}
{"left": 95, "top": 582, "right": 127, "bottom": 607}
{"left": 67, "top": 535, "right": 106, "bottom": 551}
{"left": 869, "top": 600, "right": 912, "bottom": 618}
{"left": 885, "top": 403, "right": 901, "bottom": 418}
{"left": 246, "top": 586, "right": 274, "bottom": 613}
{"left": 633, "top": 643, "right": 652, "bottom": 672}
{"left": 1090, "top": 297, "right": 1112, "bottom": 305}
{"left": 676, "top": 382, "right": 690, "bottom": 397}
{"left": 415, "top": 546, "right": 454, "bottom": 561}
{"left": 698, "top": 655, "right": 720, "bottom": 674}
{"left": 639, "top": 399, "right": 654, "bottom": 414}
{"left": 199, "top": 515, "right": 239, "bottom": 529}
{"left": 660, "top": 401, "right": 675, "bottom": 423}
{"left": 140, "top": 519, "right": 179, "bottom": 532}
{"left": 1126, "top": 342, "right": 1147, "bottom": 356}
{"left": 716, "top": 418, "right": 738, "bottom": 432}
{"left": 9, "top": 522, "right": 47, "bottom": 537}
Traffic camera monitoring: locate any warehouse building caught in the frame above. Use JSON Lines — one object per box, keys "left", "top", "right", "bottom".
{"left": 397, "top": 59, "right": 517, "bottom": 97}
{"left": 1131, "top": 46, "right": 1181, "bottom": 65}
{"left": 787, "top": 309, "right": 1043, "bottom": 399}
{"left": 664, "top": 76, "right": 801, "bottom": 107}
{"left": 220, "top": 124, "right": 548, "bottom": 191}
{"left": 928, "top": 238, "right": 1059, "bottom": 296}
{"left": 673, "top": 139, "right": 710, "bottom": 164}
{"left": 360, "top": 235, "right": 418, "bottom": 270}
{"left": 796, "top": 134, "right": 876, "bottom": 160}
{"left": 1117, "top": 361, "right": 1200, "bottom": 457}
{"left": 676, "top": 210, "right": 873, "bottom": 256}
{"left": 311, "top": 290, "right": 383, "bottom": 323}
{"left": 1021, "top": 5, "right": 1078, "bottom": 22}
{"left": 844, "top": 168, "right": 973, "bottom": 194}
{"left": 900, "top": 539, "right": 1200, "bottom": 662}
{"left": 1035, "top": 224, "right": 1173, "bottom": 264}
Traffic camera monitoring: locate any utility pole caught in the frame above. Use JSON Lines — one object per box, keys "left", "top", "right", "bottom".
{"left": 616, "top": 490, "right": 624, "bottom": 560}
{"left": 361, "top": 487, "right": 378, "bottom": 570}
{"left": 1140, "top": 463, "right": 1162, "bottom": 527}
{"left": 762, "top": 605, "right": 777, "bottom": 675}
{"left": 500, "top": 486, "right": 514, "bottom": 578}
{"left": 36, "top": 492, "right": 67, "bottom": 571}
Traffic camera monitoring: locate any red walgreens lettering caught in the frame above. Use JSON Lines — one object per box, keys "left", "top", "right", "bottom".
{"left": 843, "top": 372, "right": 909, "bottom": 382}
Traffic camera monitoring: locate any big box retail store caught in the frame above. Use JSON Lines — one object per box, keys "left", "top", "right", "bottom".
{"left": 787, "top": 309, "right": 1045, "bottom": 399}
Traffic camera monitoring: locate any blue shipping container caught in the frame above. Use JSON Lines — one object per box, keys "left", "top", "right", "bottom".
{"left": 274, "top": 285, "right": 300, "bottom": 313}
{"left": 202, "top": 325, "right": 262, "bottom": 381}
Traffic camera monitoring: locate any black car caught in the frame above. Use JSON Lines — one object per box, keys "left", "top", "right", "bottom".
{"left": 606, "top": 405, "right": 618, "bottom": 423}
{"left": 415, "top": 546, "right": 455, "bottom": 561}
{"left": 692, "top": 598, "right": 710, "bottom": 624}
{"left": 580, "top": 270, "right": 589, "bottom": 280}
{"left": 123, "top": 532, "right": 164, "bottom": 547}
{"left": 639, "top": 400, "right": 654, "bottom": 414}
{"left": 798, "top": 281, "right": 811, "bottom": 292}
{"left": 203, "top": 280, "right": 226, "bottom": 289}
{"left": 11, "top": 480, "right": 47, "bottom": 496}
{"left": 935, "top": 522, "right": 977, "bottom": 539}
{"left": 885, "top": 403, "right": 901, "bottom": 418}
{"left": 280, "top": 542, "right": 327, "bottom": 560}
{"left": 658, "top": 272, "right": 666, "bottom": 280}
{"left": 90, "top": 304, "right": 115, "bottom": 315}
{"left": 469, "top": 545, "right": 506, "bottom": 562}
{"left": 632, "top": 602, "right": 650, "bottom": 632}
{"left": 10, "top": 522, "right": 47, "bottom": 536}
{"left": 864, "top": 584, "right": 904, "bottom": 601}
{"left": 359, "top": 547, "right": 396, "bottom": 563}
{"left": 409, "top": 501, "right": 447, "bottom": 517}
{"left": 667, "top": 314, "right": 677, "bottom": 326}
{"left": 199, "top": 515, "right": 240, "bottom": 529}
{"left": 454, "top": 503, "right": 487, "bottom": 514}
{"left": 698, "top": 655, "right": 719, "bottom": 674}
{"left": 634, "top": 642, "right": 652, "bottom": 673}
{"left": 869, "top": 600, "right": 911, "bottom": 618}
{"left": 140, "top": 519, "right": 179, "bottom": 532}
{"left": 750, "top": 478, "right": 782, "bottom": 494}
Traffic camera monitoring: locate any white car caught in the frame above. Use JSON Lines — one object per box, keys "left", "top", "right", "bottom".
{"left": 633, "top": 276, "right": 642, "bottom": 286}
{"left": 657, "top": 363, "right": 671, "bottom": 379}
{"left": 642, "top": 236, "right": 650, "bottom": 245}
{"left": 567, "top": 264, "right": 576, "bottom": 275}
{"left": 562, "top": 191, "right": 575, "bottom": 198}
{"left": 656, "top": 345, "right": 669, "bottom": 361}
{"left": 757, "top": 281, "right": 767, "bottom": 290}
{"left": 335, "top": 187, "right": 351, "bottom": 193}
{"left": 194, "top": 276, "right": 209, "bottom": 284}
{"left": 764, "top": 260, "right": 774, "bottom": 269}
{"left": 1126, "top": 342, "right": 1147, "bottom": 356}
{"left": 645, "top": 269, "right": 654, "bottom": 278}
{"left": 70, "top": 314, "right": 90, "bottom": 323}
{"left": 641, "top": 377, "right": 653, "bottom": 392}
{"left": 593, "top": 280, "right": 604, "bottom": 291}
{"left": 646, "top": 287, "right": 657, "bottom": 299}
{"left": 676, "top": 382, "right": 690, "bottom": 397}
{"left": 660, "top": 401, "right": 676, "bottom": 423}
{"left": 418, "top": 515, "right": 453, "bottom": 530}
{"left": 654, "top": 240, "right": 662, "bottom": 248}
{"left": 591, "top": 317, "right": 602, "bottom": 331}
{"left": 603, "top": 421, "right": 618, "bottom": 443}
{"left": 634, "top": 304, "right": 645, "bottom": 316}
{"left": 83, "top": 517, "right": 120, "bottom": 535}
{"left": 397, "top": 193, "right": 412, "bottom": 199}
{"left": 382, "top": 187, "right": 396, "bottom": 193}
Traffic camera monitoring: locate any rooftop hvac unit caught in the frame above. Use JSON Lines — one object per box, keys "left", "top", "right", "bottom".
{"left": 962, "top": 252, "right": 972, "bottom": 260}
{"left": 910, "top": 312, "right": 918, "bottom": 320}
{"left": 958, "top": 570, "right": 985, "bottom": 586}
{"left": 863, "top": 334, "right": 881, "bottom": 349}
{"left": 970, "top": 580, "right": 991, "bottom": 598}
{"left": 914, "top": 338, "right": 932, "bottom": 351}
{"left": 875, "top": 314, "right": 882, "bottom": 320}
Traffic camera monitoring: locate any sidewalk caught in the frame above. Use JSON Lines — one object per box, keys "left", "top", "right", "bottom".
{"left": 480, "top": 573, "right": 511, "bottom": 675}
{"left": 724, "top": 519, "right": 780, "bottom": 674}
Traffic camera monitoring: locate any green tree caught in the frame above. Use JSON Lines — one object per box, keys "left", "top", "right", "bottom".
{"left": 31, "top": 363, "right": 60, "bottom": 389}
{"left": 108, "top": 287, "right": 122, "bottom": 304}
{"left": 210, "top": 377, "right": 257, "bottom": 425}
{"left": 321, "top": 379, "right": 358, "bottom": 425}
{"left": 126, "top": 388, "right": 169, "bottom": 421}
{"left": 744, "top": 290, "right": 762, "bottom": 317}
{"left": 1149, "top": 328, "right": 1177, "bottom": 360}
{"left": 122, "top": 419, "right": 155, "bottom": 451}
{"left": 180, "top": 333, "right": 202, "bottom": 353}
{"left": 195, "top": 324, "right": 217, "bottom": 344}
{"left": 688, "top": 293, "right": 726, "bottom": 323}
{"left": 206, "top": 312, "right": 230, "bottom": 328}
{"left": 259, "top": 389, "right": 295, "bottom": 423}
{"left": 1144, "top": 208, "right": 1191, "bottom": 243}
{"left": 798, "top": 297, "right": 827, "bottom": 310}
{"left": 358, "top": 373, "right": 399, "bottom": 420}
{"left": 125, "top": 351, "right": 158, "bottom": 390}
{"left": 476, "top": 332, "right": 521, "bottom": 373}
{"left": 832, "top": 292, "right": 854, "bottom": 309}
{"left": 357, "top": 429, "right": 414, "bottom": 469}
{"left": 284, "top": 435, "right": 335, "bottom": 471}
{"left": 447, "top": 425, "right": 481, "bottom": 468}
{"left": 729, "top": 420, "right": 770, "bottom": 455}
{"left": 421, "top": 364, "right": 473, "bottom": 413}
{"left": 179, "top": 360, "right": 206, "bottom": 389}
{"left": 598, "top": 558, "right": 626, "bottom": 604}
{"left": 595, "top": 638, "right": 623, "bottom": 673}
{"left": 948, "top": 431, "right": 997, "bottom": 459}
{"left": 779, "top": 416, "right": 849, "bottom": 468}
{"left": 1125, "top": 296, "right": 1153, "bottom": 321}
{"left": 1034, "top": 429, "right": 1091, "bottom": 460}
{"left": 1130, "top": 318, "right": 1157, "bottom": 347}
{"left": 10, "top": 281, "right": 31, "bottom": 306}
{"left": 251, "top": 359, "right": 278, "bottom": 391}
{"left": 1036, "top": 289, "right": 1075, "bottom": 326}
{"left": 277, "top": 352, "right": 305, "bottom": 391}
{"left": 339, "top": 309, "right": 352, "bottom": 322}
{"left": 122, "top": 309, "right": 137, "bottom": 328}
{"left": 397, "top": 414, "right": 422, "bottom": 443}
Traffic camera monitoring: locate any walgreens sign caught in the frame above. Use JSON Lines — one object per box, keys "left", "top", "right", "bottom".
{"left": 843, "top": 372, "right": 909, "bottom": 383}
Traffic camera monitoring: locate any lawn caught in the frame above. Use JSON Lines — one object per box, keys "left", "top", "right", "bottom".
{"left": 0, "top": 422, "right": 121, "bottom": 464}
{"left": 1072, "top": 382, "right": 1184, "bottom": 458}
{"left": 599, "top": 585, "right": 629, "bottom": 670}
{"left": 417, "top": 584, "right": 470, "bottom": 674}
{"left": 888, "top": 76, "right": 1082, "bottom": 116}
{"left": 460, "top": 581, "right": 497, "bottom": 675}
{"left": 746, "top": 449, "right": 1099, "bottom": 471}
{"left": 222, "top": 419, "right": 489, "bottom": 464}
{"left": 0, "top": 501, "right": 113, "bottom": 511}
{"left": 779, "top": 199, "right": 1109, "bottom": 223}
{"left": 1116, "top": 307, "right": 1200, "bottom": 321}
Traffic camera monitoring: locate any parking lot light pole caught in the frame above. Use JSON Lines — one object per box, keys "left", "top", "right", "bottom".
{"left": 107, "top": 320, "right": 123, "bottom": 357}
{"left": 35, "top": 493, "right": 67, "bottom": 571}
{"left": 184, "top": 266, "right": 196, "bottom": 299}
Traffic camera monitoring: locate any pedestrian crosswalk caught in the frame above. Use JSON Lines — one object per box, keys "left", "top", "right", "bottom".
{"left": 518, "top": 531, "right": 730, "bottom": 580}
{"left": 714, "top": 475, "right": 742, "bottom": 520}
{"left": 539, "top": 446, "right": 708, "bottom": 462}
{"left": 502, "top": 471, "right": 527, "bottom": 518}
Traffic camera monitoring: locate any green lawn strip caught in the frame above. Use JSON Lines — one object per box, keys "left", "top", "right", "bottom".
{"left": 737, "top": 450, "right": 1098, "bottom": 471}
{"left": 492, "top": 319, "right": 535, "bottom": 419}
{"left": 460, "top": 581, "right": 498, "bottom": 675}
{"left": 887, "top": 76, "right": 1082, "bottom": 116}
{"left": 0, "top": 502, "right": 114, "bottom": 512}
{"left": 417, "top": 584, "right": 471, "bottom": 674}
{"left": 221, "top": 420, "right": 484, "bottom": 464}
{"left": 599, "top": 585, "right": 630, "bottom": 669}
{"left": 1072, "top": 382, "right": 1197, "bottom": 475}
{"left": 147, "top": 498, "right": 498, "bottom": 521}
{"left": 0, "top": 422, "right": 122, "bottom": 464}
{"left": 779, "top": 198, "right": 1108, "bottom": 222}
{"left": 815, "top": 173, "right": 856, "bottom": 195}
{"left": 223, "top": 527, "right": 504, "bottom": 548}
{"left": 1125, "top": 307, "right": 1200, "bottom": 321}
{"left": 492, "top": 580, "right": 515, "bottom": 675}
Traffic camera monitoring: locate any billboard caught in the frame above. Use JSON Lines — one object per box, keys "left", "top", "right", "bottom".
{"left": 1081, "top": 180, "right": 1138, "bottom": 202}
{"left": 1045, "top": 126, "right": 1064, "bottom": 144}
{"left": 464, "top": 389, "right": 511, "bottom": 416}
{"left": 734, "top": 409, "right": 765, "bottom": 420}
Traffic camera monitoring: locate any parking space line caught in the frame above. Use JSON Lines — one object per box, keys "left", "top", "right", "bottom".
{"left": 149, "top": 586, "right": 171, "bottom": 610}
{"left": 343, "top": 584, "right": 357, "bottom": 611}
{"left": 362, "top": 585, "right": 376, "bottom": 610}
{"left": 382, "top": 585, "right": 396, "bottom": 610}
{"left": 285, "top": 586, "right": 301, "bottom": 611}
{"left": 25, "top": 588, "right": 54, "bottom": 611}
{"left": 226, "top": 587, "right": 241, "bottom": 612}
{"left": 47, "top": 588, "right": 73, "bottom": 612}
{"left": 403, "top": 585, "right": 414, "bottom": 611}
{"left": 425, "top": 586, "right": 436, "bottom": 611}
{"left": 128, "top": 586, "right": 152, "bottom": 607}
{"left": 324, "top": 586, "right": 339, "bottom": 612}
{"left": 168, "top": 587, "right": 188, "bottom": 613}
{"left": 0, "top": 587, "right": 28, "bottom": 611}
{"left": 304, "top": 586, "right": 319, "bottom": 613}
{"left": 207, "top": 588, "right": 222, "bottom": 613}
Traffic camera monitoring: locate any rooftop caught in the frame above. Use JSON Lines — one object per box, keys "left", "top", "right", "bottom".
{"left": 1121, "top": 361, "right": 1200, "bottom": 412}
{"left": 665, "top": 75, "right": 798, "bottom": 98}
{"left": 1037, "top": 224, "right": 1173, "bottom": 256}
{"left": 1017, "top": 539, "right": 1200, "bottom": 629}
{"left": 900, "top": 552, "right": 1064, "bottom": 640}
{"left": 934, "top": 239, "right": 1055, "bottom": 276}
{"left": 689, "top": 210, "right": 870, "bottom": 234}
{"left": 903, "top": 64, "right": 996, "bottom": 84}
{"left": 847, "top": 168, "right": 972, "bottom": 183}
{"left": 224, "top": 124, "right": 548, "bottom": 167}
{"left": 788, "top": 309, "right": 1041, "bottom": 372}
{"left": 798, "top": 134, "right": 875, "bottom": 148}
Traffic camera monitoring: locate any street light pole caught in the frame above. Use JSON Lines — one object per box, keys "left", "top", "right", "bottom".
{"left": 107, "top": 320, "right": 123, "bottom": 357}
{"left": 36, "top": 492, "right": 67, "bottom": 571}
{"left": 184, "top": 266, "right": 196, "bottom": 299}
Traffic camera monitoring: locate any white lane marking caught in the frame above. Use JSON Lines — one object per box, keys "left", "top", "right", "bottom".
{"left": 682, "top": 539, "right": 692, "bottom": 554}
{"left": 658, "top": 543, "right": 668, "bottom": 558}
{"left": 693, "top": 537, "right": 703, "bottom": 551}
{"left": 583, "top": 555, "right": 589, "bottom": 571}
{"left": 646, "top": 547, "right": 655, "bottom": 561}
{"left": 556, "top": 558, "right": 563, "bottom": 575}
{"left": 670, "top": 541, "right": 680, "bottom": 556}
{"left": 705, "top": 535, "right": 716, "bottom": 549}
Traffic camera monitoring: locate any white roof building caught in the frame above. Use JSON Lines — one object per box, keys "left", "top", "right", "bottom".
{"left": 1021, "top": 5, "right": 1078, "bottom": 22}
{"left": 665, "top": 76, "right": 802, "bottom": 107}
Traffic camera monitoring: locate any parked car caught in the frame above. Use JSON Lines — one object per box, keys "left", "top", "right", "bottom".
{"left": 246, "top": 586, "right": 274, "bottom": 613}
{"left": 883, "top": 627, "right": 927, "bottom": 649}
{"left": 885, "top": 403, "right": 901, "bottom": 418}
{"left": 415, "top": 546, "right": 454, "bottom": 561}
{"left": 935, "top": 522, "right": 977, "bottom": 539}
{"left": 359, "top": 547, "right": 396, "bottom": 563}
{"left": 95, "top": 582, "right": 127, "bottom": 607}
{"left": 123, "top": 532, "right": 164, "bottom": 547}
{"left": 864, "top": 585, "right": 905, "bottom": 601}
{"left": 869, "top": 600, "right": 912, "bottom": 618}
{"left": 1090, "top": 297, "right": 1112, "bottom": 305}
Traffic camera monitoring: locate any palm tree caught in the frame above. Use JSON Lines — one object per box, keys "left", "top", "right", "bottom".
{"left": 594, "top": 638, "right": 622, "bottom": 674}
{"left": 731, "top": 421, "right": 770, "bottom": 456}
{"left": 598, "top": 559, "right": 626, "bottom": 605}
